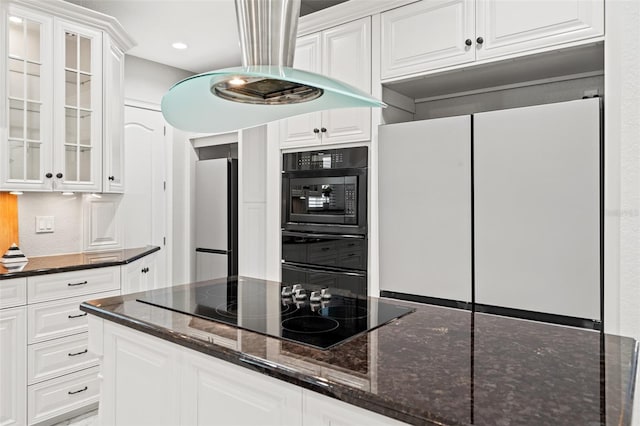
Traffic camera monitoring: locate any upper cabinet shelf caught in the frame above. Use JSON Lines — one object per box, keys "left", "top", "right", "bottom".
{"left": 381, "top": 0, "right": 604, "bottom": 81}
{"left": 0, "top": 0, "right": 134, "bottom": 193}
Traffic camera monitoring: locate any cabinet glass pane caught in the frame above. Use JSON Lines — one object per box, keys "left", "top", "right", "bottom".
{"left": 79, "top": 112, "right": 91, "bottom": 145}
{"left": 26, "top": 62, "right": 40, "bottom": 101}
{"left": 9, "top": 99, "right": 24, "bottom": 139}
{"left": 65, "top": 32, "right": 77, "bottom": 69}
{"left": 79, "top": 74, "right": 91, "bottom": 109}
{"left": 9, "top": 141, "right": 25, "bottom": 180}
{"left": 25, "top": 21, "right": 40, "bottom": 62}
{"left": 65, "top": 70, "right": 78, "bottom": 106}
{"left": 8, "top": 58, "right": 24, "bottom": 99}
{"left": 65, "top": 145, "right": 78, "bottom": 181}
{"left": 9, "top": 18, "right": 24, "bottom": 57}
{"left": 79, "top": 36, "right": 91, "bottom": 73}
{"left": 65, "top": 108, "right": 77, "bottom": 143}
{"left": 79, "top": 147, "right": 91, "bottom": 181}
{"left": 26, "top": 142, "right": 41, "bottom": 180}
{"left": 26, "top": 102, "right": 40, "bottom": 140}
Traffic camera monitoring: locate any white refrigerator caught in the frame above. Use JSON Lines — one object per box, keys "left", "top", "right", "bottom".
{"left": 195, "top": 158, "right": 238, "bottom": 281}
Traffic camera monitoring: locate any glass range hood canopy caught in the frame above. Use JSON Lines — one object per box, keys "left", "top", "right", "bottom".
{"left": 161, "top": 65, "right": 385, "bottom": 133}
{"left": 161, "top": 0, "right": 385, "bottom": 133}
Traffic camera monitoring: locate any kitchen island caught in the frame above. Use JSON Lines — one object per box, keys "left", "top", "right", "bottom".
{"left": 80, "top": 276, "right": 638, "bottom": 425}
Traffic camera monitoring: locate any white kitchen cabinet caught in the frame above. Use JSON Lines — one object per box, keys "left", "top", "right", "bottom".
{"left": 474, "top": 99, "right": 601, "bottom": 320}
{"left": 378, "top": 116, "right": 472, "bottom": 303}
{"left": 100, "top": 322, "right": 180, "bottom": 426}
{"left": 475, "top": 0, "right": 604, "bottom": 60}
{"left": 181, "top": 350, "right": 303, "bottom": 426}
{"left": 0, "top": 306, "right": 27, "bottom": 426}
{"left": 280, "top": 17, "right": 371, "bottom": 148}
{"left": 381, "top": 0, "right": 475, "bottom": 80}
{"left": 302, "top": 390, "right": 406, "bottom": 426}
{"left": 0, "top": 1, "right": 133, "bottom": 193}
{"left": 121, "top": 252, "right": 159, "bottom": 294}
{"left": 102, "top": 36, "right": 125, "bottom": 193}
{"left": 0, "top": 277, "right": 27, "bottom": 309}
{"left": 380, "top": 0, "right": 604, "bottom": 80}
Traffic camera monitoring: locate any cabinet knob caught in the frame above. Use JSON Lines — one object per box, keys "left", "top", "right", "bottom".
{"left": 476, "top": 37, "right": 484, "bottom": 44}
{"left": 313, "top": 128, "right": 320, "bottom": 134}
{"left": 465, "top": 38, "right": 472, "bottom": 46}
{"left": 108, "top": 176, "right": 115, "bottom": 181}
{"left": 321, "top": 127, "right": 327, "bottom": 133}
{"left": 56, "top": 172, "right": 63, "bottom": 179}
{"left": 45, "top": 173, "right": 53, "bottom": 178}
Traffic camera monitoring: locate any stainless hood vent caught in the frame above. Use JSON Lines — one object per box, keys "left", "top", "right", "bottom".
{"left": 161, "top": 0, "right": 385, "bottom": 133}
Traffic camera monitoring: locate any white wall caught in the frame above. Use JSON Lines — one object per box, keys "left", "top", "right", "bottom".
{"left": 124, "top": 55, "right": 193, "bottom": 106}
{"left": 17, "top": 193, "right": 83, "bottom": 257}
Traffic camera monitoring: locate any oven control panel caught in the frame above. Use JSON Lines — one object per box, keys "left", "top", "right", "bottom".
{"left": 283, "top": 146, "right": 367, "bottom": 171}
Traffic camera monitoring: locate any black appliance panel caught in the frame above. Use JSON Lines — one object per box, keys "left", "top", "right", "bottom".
{"left": 281, "top": 262, "right": 367, "bottom": 298}
{"left": 283, "top": 147, "right": 368, "bottom": 171}
{"left": 137, "top": 278, "right": 413, "bottom": 350}
{"left": 288, "top": 176, "right": 357, "bottom": 225}
{"left": 282, "top": 232, "right": 367, "bottom": 271}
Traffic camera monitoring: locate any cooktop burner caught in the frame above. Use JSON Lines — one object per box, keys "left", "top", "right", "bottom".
{"left": 136, "top": 277, "right": 414, "bottom": 350}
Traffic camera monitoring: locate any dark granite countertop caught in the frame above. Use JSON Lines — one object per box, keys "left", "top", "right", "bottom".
{"left": 0, "top": 246, "right": 160, "bottom": 280}
{"left": 80, "top": 276, "right": 638, "bottom": 426}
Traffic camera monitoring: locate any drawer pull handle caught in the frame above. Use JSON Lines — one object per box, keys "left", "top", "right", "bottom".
{"left": 321, "top": 247, "right": 331, "bottom": 251}
{"left": 68, "top": 280, "right": 88, "bottom": 287}
{"left": 68, "top": 386, "right": 88, "bottom": 395}
{"left": 68, "top": 312, "right": 88, "bottom": 319}
{"left": 68, "top": 349, "right": 88, "bottom": 357}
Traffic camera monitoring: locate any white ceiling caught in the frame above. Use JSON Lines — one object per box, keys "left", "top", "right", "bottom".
{"left": 64, "top": 0, "right": 346, "bottom": 74}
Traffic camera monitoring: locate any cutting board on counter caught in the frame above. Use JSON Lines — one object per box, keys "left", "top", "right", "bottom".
{"left": 0, "top": 192, "right": 19, "bottom": 253}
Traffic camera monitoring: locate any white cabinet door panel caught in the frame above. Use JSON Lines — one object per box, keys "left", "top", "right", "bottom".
{"left": 321, "top": 17, "right": 371, "bottom": 145}
{"left": 381, "top": 0, "right": 475, "bottom": 79}
{"left": 0, "top": 277, "right": 27, "bottom": 309}
{"left": 0, "top": 306, "right": 27, "bottom": 426}
{"left": 280, "top": 33, "right": 322, "bottom": 148}
{"left": 302, "top": 390, "right": 406, "bottom": 426}
{"left": 474, "top": 99, "right": 600, "bottom": 319}
{"left": 476, "top": 0, "right": 604, "bottom": 60}
{"left": 379, "top": 116, "right": 472, "bottom": 302}
{"left": 182, "top": 350, "right": 303, "bottom": 426}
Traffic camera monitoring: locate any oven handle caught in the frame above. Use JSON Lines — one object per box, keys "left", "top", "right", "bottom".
{"left": 282, "top": 261, "right": 367, "bottom": 278}
{"left": 281, "top": 231, "right": 365, "bottom": 240}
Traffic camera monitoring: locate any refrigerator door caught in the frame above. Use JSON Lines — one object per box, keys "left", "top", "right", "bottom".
{"left": 474, "top": 98, "right": 600, "bottom": 320}
{"left": 196, "top": 251, "right": 228, "bottom": 281}
{"left": 195, "top": 158, "right": 228, "bottom": 250}
{"left": 378, "top": 115, "right": 472, "bottom": 303}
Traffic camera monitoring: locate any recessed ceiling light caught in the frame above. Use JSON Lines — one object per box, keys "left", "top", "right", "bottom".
{"left": 9, "top": 16, "right": 23, "bottom": 24}
{"left": 61, "top": 192, "right": 75, "bottom": 196}
{"left": 228, "top": 78, "right": 246, "bottom": 86}
{"left": 9, "top": 191, "right": 23, "bottom": 195}
{"left": 172, "top": 42, "right": 188, "bottom": 50}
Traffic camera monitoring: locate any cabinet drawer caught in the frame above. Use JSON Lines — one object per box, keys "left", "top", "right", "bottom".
{"left": 28, "top": 267, "right": 120, "bottom": 303}
{"left": 0, "top": 277, "right": 27, "bottom": 308}
{"left": 28, "top": 291, "right": 119, "bottom": 343}
{"left": 28, "top": 333, "right": 99, "bottom": 385}
{"left": 28, "top": 366, "right": 100, "bottom": 425}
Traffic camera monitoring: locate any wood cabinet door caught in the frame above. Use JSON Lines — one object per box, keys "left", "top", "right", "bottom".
{"left": 320, "top": 17, "right": 371, "bottom": 145}
{"left": 0, "top": 306, "right": 27, "bottom": 426}
{"left": 475, "top": 0, "right": 604, "bottom": 60}
{"left": 280, "top": 33, "right": 322, "bottom": 149}
{"left": 381, "top": 0, "right": 475, "bottom": 80}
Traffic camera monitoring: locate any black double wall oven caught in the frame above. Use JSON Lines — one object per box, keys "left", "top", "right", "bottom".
{"left": 281, "top": 147, "right": 368, "bottom": 298}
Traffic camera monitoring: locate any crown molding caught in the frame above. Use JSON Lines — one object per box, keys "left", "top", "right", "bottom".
{"left": 298, "top": 0, "right": 416, "bottom": 35}
{"left": 9, "top": 0, "right": 136, "bottom": 51}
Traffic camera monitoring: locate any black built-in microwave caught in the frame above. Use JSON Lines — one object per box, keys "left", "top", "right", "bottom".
{"left": 282, "top": 147, "right": 367, "bottom": 235}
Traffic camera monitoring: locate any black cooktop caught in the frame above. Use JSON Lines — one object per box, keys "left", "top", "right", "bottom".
{"left": 136, "top": 277, "right": 414, "bottom": 350}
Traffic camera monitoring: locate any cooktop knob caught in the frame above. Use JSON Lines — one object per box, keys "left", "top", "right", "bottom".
{"left": 310, "top": 291, "right": 322, "bottom": 303}
{"left": 320, "top": 288, "right": 331, "bottom": 300}
{"left": 294, "top": 289, "right": 307, "bottom": 300}
{"left": 281, "top": 286, "right": 293, "bottom": 297}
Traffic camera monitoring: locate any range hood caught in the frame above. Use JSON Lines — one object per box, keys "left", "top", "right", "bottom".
{"left": 161, "top": 0, "right": 385, "bottom": 133}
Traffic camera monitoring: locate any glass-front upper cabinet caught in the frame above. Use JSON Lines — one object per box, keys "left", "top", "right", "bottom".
{"left": 1, "top": 7, "right": 53, "bottom": 191}
{"left": 54, "top": 20, "right": 102, "bottom": 192}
